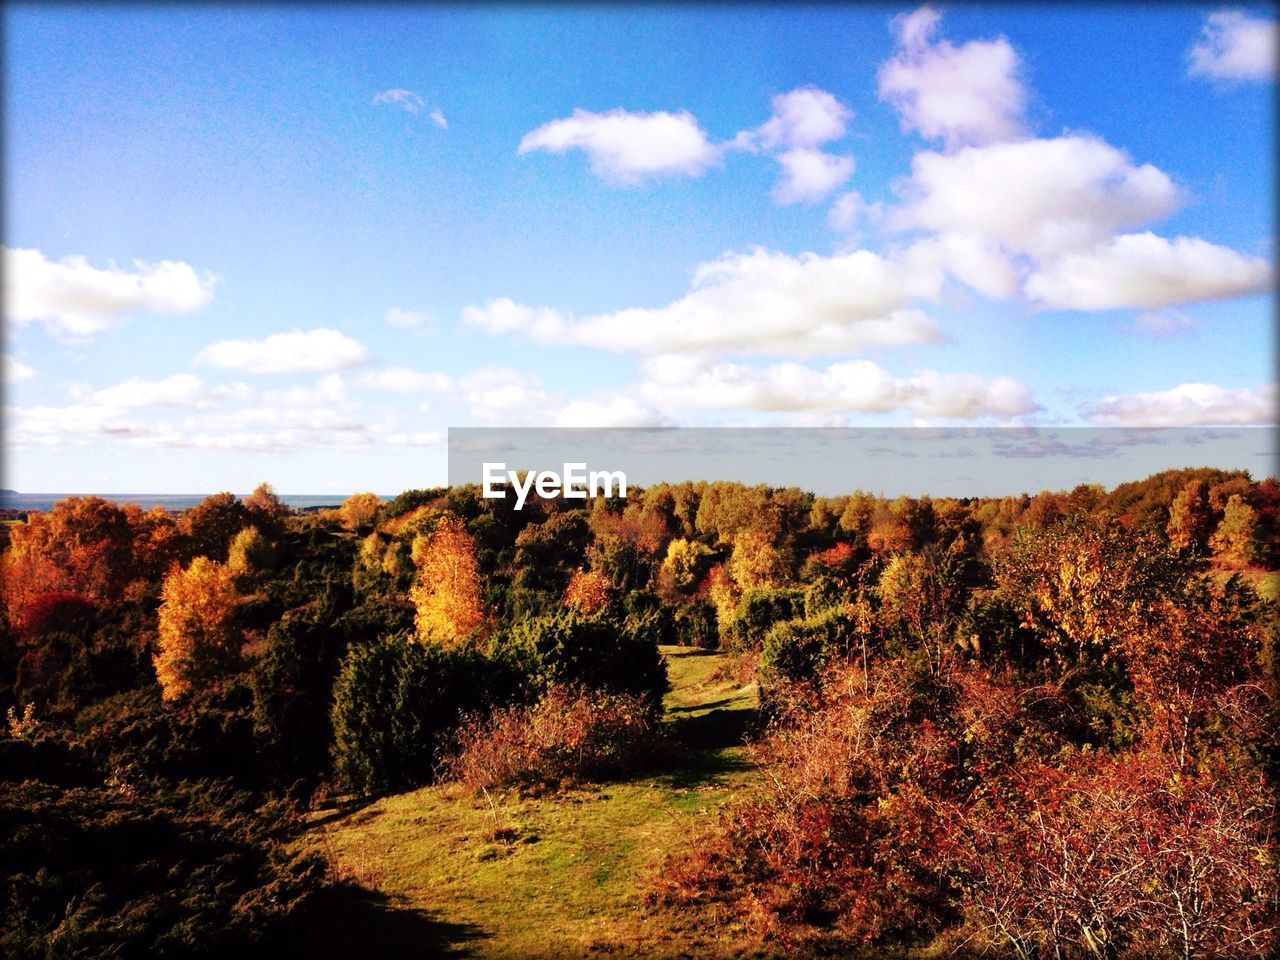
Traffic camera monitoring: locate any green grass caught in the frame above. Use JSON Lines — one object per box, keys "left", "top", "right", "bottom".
{"left": 294, "top": 645, "right": 770, "bottom": 959}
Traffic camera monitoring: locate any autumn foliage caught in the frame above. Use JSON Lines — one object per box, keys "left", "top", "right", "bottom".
{"left": 409, "top": 515, "right": 485, "bottom": 646}
{"left": 154, "top": 556, "right": 242, "bottom": 700}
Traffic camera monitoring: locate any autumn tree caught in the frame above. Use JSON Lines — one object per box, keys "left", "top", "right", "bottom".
{"left": 1, "top": 496, "right": 134, "bottom": 623}
{"left": 154, "top": 556, "right": 242, "bottom": 700}
{"left": 1167, "top": 479, "right": 1212, "bottom": 552}
{"left": 1210, "top": 494, "right": 1261, "bottom": 568}
{"left": 658, "top": 537, "right": 712, "bottom": 596}
{"left": 338, "top": 492, "right": 382, "bottom": 532}
{"left": 182, "top": 492, "right": 250, "bottom": 561}
{"left": 410, "top": 515, "right": 484, "bottom": 646}
{"left": 227, "top": 525, "right": 274, "bottom": 590}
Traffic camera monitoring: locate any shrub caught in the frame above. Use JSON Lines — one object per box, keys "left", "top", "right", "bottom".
{"left": 727, "top": 587, "right": 805, "bottom": 651}
{"left": 444, "top": 684, "right": 663, "bottom": 790}
{"left": 500, "top": 612, "right": 668, "bottom": 710}
{"left": 329, "top": 633, "right": 518, "bottom": 794}
{"left": 0, "top": 776, "right": 322, "bottom": 959}
{"left": 759, "top": 606, "right": 856, "bottom": 690}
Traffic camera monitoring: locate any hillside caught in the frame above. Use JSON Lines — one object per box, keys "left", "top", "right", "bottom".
{"left": 292, "top": 646, "right": 768, "bottom": 959}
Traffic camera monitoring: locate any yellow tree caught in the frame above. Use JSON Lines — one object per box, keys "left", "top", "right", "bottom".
{"left": 154, "top": 556, "right": 241, "bottom": 700}
{"left": 410, "top": 515, "right": 484, "bottom": 646}
{"left": 338, "top": 492, "right": 382, "bottom": 532}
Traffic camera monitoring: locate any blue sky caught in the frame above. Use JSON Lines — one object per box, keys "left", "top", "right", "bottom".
{"left": 3, "top": 4, "right": 1275, "bottom": 494}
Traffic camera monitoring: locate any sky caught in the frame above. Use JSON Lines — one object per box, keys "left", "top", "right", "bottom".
{"left": 3, "top": 4, "right": 1275, "bottom": 494}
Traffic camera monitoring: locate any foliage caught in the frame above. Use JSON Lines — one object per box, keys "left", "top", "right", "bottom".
{"left": 499, "top": 612, "right": 668, "bottom": 710}
{"left": 444, "top": 684, "right": 663, "bottom": 790}
{"left": 409, "top": 515, "right": 485, "bottom": 646}
{"left": 329, "top": 633, "right": 518, "bottom": 794}
{"left": 153, "top": 557, "right": 242, "bottom": 701}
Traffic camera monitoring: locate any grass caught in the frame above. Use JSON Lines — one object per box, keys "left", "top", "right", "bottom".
{"left": 293, "top": 645, "right": 771, "bottom": 959}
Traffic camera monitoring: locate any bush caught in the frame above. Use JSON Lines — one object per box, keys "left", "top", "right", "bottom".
{"left": 727, "top": 587, "right": 805, "bottom": 651}
{"left": 444, "top": 684, "right": 663, "bottom": 790}
{"left": 0, "top": 776, "right": 322, "bottom": 959}
{"left": 759, "top": 607, "right": 855, "bottom": 689}
{"left": 329, "top": 633, "right": 519, "bottom": 795}
{"left": 500, "top": 612, "right": 668, "bottom": 710}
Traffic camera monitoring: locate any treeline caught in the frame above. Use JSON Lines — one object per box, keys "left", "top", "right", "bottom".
{"left": 0, "top": 467, "right": 1277, "bottom": 957}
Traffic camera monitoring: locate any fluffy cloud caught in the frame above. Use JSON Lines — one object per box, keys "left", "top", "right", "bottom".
{"left": 892, "top": 136, "right": 1182, "bottom": 257}
{"left": 358, "top": 367, "right": 453, "bottom": 393}
{"left": 5, "top": 247, "right": 217, "bottom": 337}
{"left": 754, "top": 86, "right": 853, "bottom": 150}
{"left": 372, "top": 88, "right": 425, "bottom": 113}
{"left": 553, "top": 395, "right": 669, "bottom": 428}
{"left": 429, "top": 109, "right": 448, "bottom": 129}
{"left": 878, "top": 6, "right": 1025, "bottom": 149}
{"left": 1188, "top": 10, "right": 1276, "bottom": 81}
{"left": 1025, "top": 233, "right": 1273, "bottom": 310}
{"left": 90, "top": 374, "right": 206, "bottom": 408}
{"left": 518, "top": 108, "right": 719, "bottom": 184}
{"left": 637, "top": 355, "right": 1037, "bottom": 420}
{"left": 1084, "top": 382, "right": 1276, "bottom": 427}
{"left": 457, "top": 366, "right": 558, "bottom": 425}
{"left": 195, "top": 328, "right": 370, "bottom": 374}
{"left": 771, "top": 149, "right": 855, "bottom": 205}
{"left": 827, "top": 191, "right": 883, "bottom": 233}
{"left": 464, "top": 246, "right": 946, "bottom": 357}
{"left": 3, "top": 354, "right": 35, "bottom": 383}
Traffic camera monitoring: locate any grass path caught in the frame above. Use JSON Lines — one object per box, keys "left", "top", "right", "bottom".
{"left": 292, "top": 646, "right": 769, "bottom": 958}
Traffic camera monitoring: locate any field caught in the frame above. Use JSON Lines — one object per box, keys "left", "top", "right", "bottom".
{"left": 294, "top": 646, "right": 769, "bottom": 959}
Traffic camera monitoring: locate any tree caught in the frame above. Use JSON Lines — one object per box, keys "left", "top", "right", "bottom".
{"left": 227, "top": 525, "right": 274, "bottom": 589}
{"left": 338, "top": 492, "right": 382, "bottom": 532}
{"left": 1167, "top": 479, "right": 1212, "bottom": 552}
{"left": 658, "top": 537, "right": 711, "bottom": 596}
{"left": 182, "top": 492, "right": 250, "bottom": 561}
{"left": 154, "top": 557, "right": 242, "bottom": 700}
{"left": 410, "top": 515, "right": 484, "bottom": 646}
{"left": 1210, "top": 494, "right": 1261, "bottom": 568}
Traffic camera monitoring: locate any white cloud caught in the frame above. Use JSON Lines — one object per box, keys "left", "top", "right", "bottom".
{"left": 195, "top": 328, "right": 371, "bottom": 374}
{"left": 517, "top": 108, "right": 719, "bottom": 184}
{"left": 827, "top": 190, "right": 883, "bottom": 233}
{"left": 458, "top": 366, "right": 558, "bottom": 425}
{"left": 1025, "top": 232, "right": 1273, "bottom": 310}
{"left": 373, "top": 88, "right": 426, "bottom": 114}
{"left": 771, "top": 148, "right": 855, "bottom": 205}
{"left": 904, "top": 232, "right": 1020, "bottom": 300}
{"left": 637, "top": 354, "right": 1037, "bottom": 420}
{"left": 90, "top": 374, "right": 205, "bottom": 408}
{"left": 1132, "top": 308, "right": 1196, "bottom": 339}
{"left": 878, "top": 6, "right": 1026, "bottom": 149}
{"left": 553, "top": 395, "right": 669, "bottom": 428}
{"left": 463, "top": 246, "right": 946, "bottom": 357}
{"left": 359, "top": 367, "right": 453, "bottom": 393}
{"left": 386, "top": 306, "right": 433, "bottom": 328}
{"left": 260, "top": 374, "right": 349, "bottom": 408}
{"left": 3, "top": 354, "right": 35, "bottom": 383}
{"left": 5, "top": 246, "right": 217, "bottom": 337}
{"left": 754, "top": 87, "right": 853, "bottom": 150}
{"left": 892, "top": 136, "right": 1182, "bottom": 257}
{"left": 429, "top": 108, "right": 448, "bottom": 129}
{"left": 1084, "top": 382, "right": 1276, "bottom": 427}
{"left": 1188, "top": 10, "right": 1276, "bottom": 81}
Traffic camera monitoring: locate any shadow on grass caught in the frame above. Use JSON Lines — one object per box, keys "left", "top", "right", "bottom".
{"left": 284, "top": 884, "right": 490, "bottom": 959}
{"left": 668, "top": 704, "right": 760, "bottom": 750}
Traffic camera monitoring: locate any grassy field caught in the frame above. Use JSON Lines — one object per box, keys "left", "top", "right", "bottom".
{"left": 293, "top": 646, "right": 771, "bottom": 959}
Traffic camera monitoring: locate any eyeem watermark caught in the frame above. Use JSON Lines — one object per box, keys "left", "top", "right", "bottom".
{"left": 482, "top": 462, "right": 627, "bottom": 510}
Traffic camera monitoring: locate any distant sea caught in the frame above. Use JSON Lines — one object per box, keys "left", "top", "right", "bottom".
{"left": 0, "top": 492, "right": 355, "bottom": 512}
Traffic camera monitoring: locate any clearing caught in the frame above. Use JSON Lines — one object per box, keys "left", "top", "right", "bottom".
{"left": 292, "top": 645, "right": 770, "bottom": 959}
